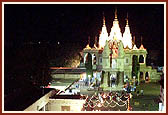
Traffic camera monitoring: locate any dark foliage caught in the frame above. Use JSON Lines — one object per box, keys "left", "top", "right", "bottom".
{"left": 85, "top": 53, "right": 93, "bottom": 78}
{"left": 132, "top": 55, "right": 140, "bottom": 79}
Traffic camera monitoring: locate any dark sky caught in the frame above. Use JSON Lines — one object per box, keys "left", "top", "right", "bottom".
{"left": 4, "top": 4, "right": 164, "bottom": 50}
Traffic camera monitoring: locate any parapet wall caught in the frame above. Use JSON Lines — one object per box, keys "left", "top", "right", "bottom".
{"left": 48, "top": 99, "right": 85, "bottom": 111}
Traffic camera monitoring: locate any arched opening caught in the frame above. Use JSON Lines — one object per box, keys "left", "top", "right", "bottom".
{"left": 92, "top": 54, "right": 96, "bottom": 65}
{"left": 139, "top": 55, "right": 144, "bottom": 63}
{"left": 145, "top": 72, "right": 149, "bottom": 81}
{"left": 124, "top": 74, "right": 129, "bottom": 83}
{"left": 140, "top": 72, "right": 144, "bottom": 80}
{"left": 110, "top": 73, "right": 117, "bottom": 87}
{"left": 101, "top": 71, "right": 105, "bottom": 84}
{"left": 132, "top": 55, "right": 137, "bottom": 64}
{"left": 84, "top": 53, "right": 88, "bottom": 63}
{"left": 110, "top": 52, "right": 112, "bottom": 67}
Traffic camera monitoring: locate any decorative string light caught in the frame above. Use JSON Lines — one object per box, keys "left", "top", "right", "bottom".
{"left": 127, "top": 95, "right": 130, "bottom": 111}
{"left": 82, "top": 92, "right": 131, "bottom": 111}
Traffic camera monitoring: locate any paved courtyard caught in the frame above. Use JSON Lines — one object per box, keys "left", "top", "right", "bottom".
{"left": 130, "top": 82, "right": 160, "bottom": 111}
{"left": 74, "top": 81, "right": 160, "bottom": 111}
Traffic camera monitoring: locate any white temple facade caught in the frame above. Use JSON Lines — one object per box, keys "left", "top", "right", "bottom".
{"left": 80, "top": 9, "right": 162, "bottom": 90}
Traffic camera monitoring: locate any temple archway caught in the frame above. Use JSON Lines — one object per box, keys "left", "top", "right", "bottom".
{"left": 132, "top": 55, "right": 138, "bottom": 63}
{"left": 145, "top": 72, "right": 149, "bottom": 81}
{"left": 139, "top": 55, "right": 144, "bottom": 63}
{"left": 92, "top": 54, "right": 97, "bottom": 65}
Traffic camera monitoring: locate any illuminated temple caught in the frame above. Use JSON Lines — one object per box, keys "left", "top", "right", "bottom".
{"left": 80, "top": 9, "right": 161, "bottom": 90}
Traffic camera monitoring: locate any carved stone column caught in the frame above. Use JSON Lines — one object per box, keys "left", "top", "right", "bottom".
{"left": 101, "top": 72, "right": 108, "bottom": 88}
{"left": 118, "top": 71, "right": 124, "bottom": 86}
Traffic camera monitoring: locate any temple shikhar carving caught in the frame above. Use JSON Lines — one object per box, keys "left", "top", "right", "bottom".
{"left": 80, "top": 9, "right": 161, "bottom": 90}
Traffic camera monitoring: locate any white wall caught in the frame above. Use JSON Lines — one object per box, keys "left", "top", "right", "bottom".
{"left": 48, "top": 99, "right": 85, "bottom": 111}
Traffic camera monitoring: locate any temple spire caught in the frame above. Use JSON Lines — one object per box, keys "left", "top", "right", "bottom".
{"left": 88, "top": 36, "right": 90, "bottom": 45}
{"left": 133, "top": 36, "right": 136, "bottom": 45}
{"left": 99, "top": 13, "right": 108, "bottom": 49}
{"left": 133, "top": 36, "right": 138, "bottom": 50}
{"left": 122, "top": 12, "right": 132, "bottom": 49}
{"left": 109, "top": 7, "right": 122, "bottom": 41}
{"left": 95, "top": 36, "right": 97, "bottom": 46}
{"left": 85, "top": 36, "right": 91, "bottom": 49}
{"left": 126, "top": 12, "right": 129, "bottom": 25}
{"left": 115, "top": 7, "right": 117, "bottom": 19}
{"left": 139, "top": 36, "right": 145, "bottom": 50}
{"left": 103, "top": 12, "right": 105, "bottom": 26}
{"left": 94, "top": 36, "right": 98, "bottom": 48}
{"left": 141, "top": 36, "right": 143, "bottom": 45}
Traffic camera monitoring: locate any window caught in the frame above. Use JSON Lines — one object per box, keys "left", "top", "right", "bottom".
{"left": 139, "top": 55, "right": 144, "bottom": 63}
{"left": 61, "top": 106, "right": 70, "bottom": 111}
{"left": 112, "top": 59, "right": 116, "bottom": 68}
{"left": 99, "top": 57, "right": 102, "bottom": 63}
{"left": 126, "top": 58, "right": 128, "bottom": 63}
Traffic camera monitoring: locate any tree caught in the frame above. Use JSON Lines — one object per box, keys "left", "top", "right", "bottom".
{"left": 132, "top": 55, "right": 140, "bottom": 79}
{"left": 64, "top": 52, "right": 82, "bottom": 67}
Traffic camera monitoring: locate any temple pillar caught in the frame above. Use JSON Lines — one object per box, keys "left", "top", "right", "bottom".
{"left": 144, "top": 56, "right": 146, "bottom": 64}
{"left": 84, "top": 53, "right": 86, "bottom": 64}
{"left": 118, "top": 71, "right": 124, "bottom": 86}
{"left": 101, "top": 71, "right": 108, "bottom": 88}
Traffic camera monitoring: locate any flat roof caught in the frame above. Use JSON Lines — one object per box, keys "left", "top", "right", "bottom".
{"left": 50, "top": 67, "right": 86, "bottom": 74}
{"left": 50, "top": 95, "right": 82, "bottom": 99}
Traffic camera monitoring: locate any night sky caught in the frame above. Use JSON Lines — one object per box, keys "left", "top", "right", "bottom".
{"left": 4, "top": 3, "right": 164, "bottom": 61}
{"left": 4, "top": 4, "right": 165, "bottom": 110}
